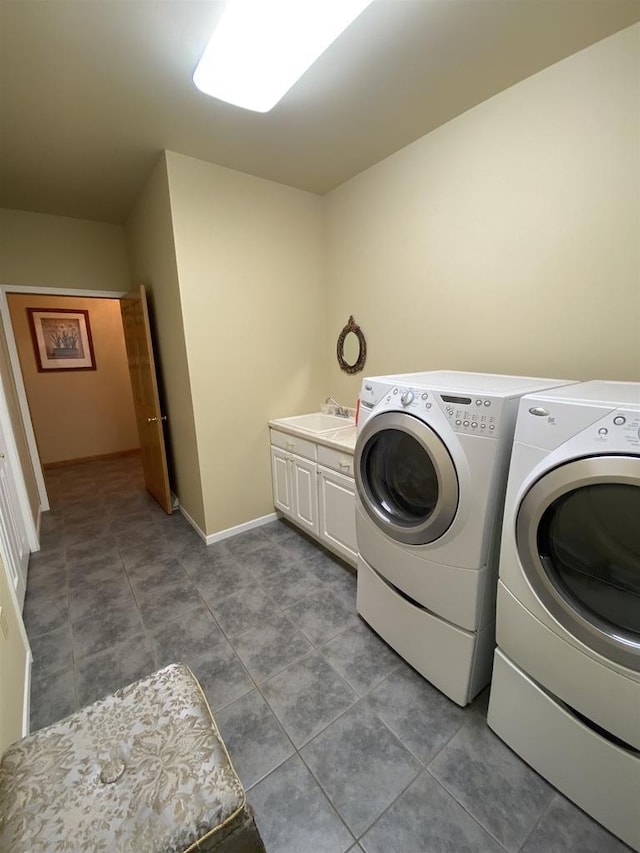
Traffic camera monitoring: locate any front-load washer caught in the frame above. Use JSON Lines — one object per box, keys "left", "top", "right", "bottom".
{"left": 487, "top": 380, "right": 640, "bottom": 849}
{"left": 354, "top": 370, "right": 574, "bottom": 706}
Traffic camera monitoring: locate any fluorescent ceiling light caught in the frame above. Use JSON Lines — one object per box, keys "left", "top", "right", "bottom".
{"left": 193, "top": 0, "right": 374, "bottom": 113}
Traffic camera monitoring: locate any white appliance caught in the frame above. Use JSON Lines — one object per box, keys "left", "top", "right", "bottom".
{"left": 487, "top": 380, "right": 640, "bottom": 850}
{"left": 354, "top": 370, "right": 574, "bottom": 706}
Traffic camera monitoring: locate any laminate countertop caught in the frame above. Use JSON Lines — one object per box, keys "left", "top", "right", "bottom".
{"left": 269, "top": 416, "right": 356, "bottom": 454}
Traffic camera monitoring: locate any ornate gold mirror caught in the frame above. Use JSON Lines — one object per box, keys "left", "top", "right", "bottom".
{"left": 337, "top": 315, "right": 366, "bottom": 374}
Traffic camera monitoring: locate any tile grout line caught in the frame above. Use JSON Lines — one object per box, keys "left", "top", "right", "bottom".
{"left": 424, "top": 763, "right": 515, "bottom": 852}
{"left": 513, "top": 788, "right": 557, "bottom": 853}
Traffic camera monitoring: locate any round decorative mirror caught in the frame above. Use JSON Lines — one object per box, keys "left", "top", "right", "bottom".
{"left": 337, "top": 315, "right": 366, "bottom": 374}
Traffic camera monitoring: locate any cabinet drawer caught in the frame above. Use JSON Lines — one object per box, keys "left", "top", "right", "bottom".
{"left": 270, "top": 429, "right": 317, "bottom": 462}
{"left": 317, "top": 444, "right": 354, "bottom": 477}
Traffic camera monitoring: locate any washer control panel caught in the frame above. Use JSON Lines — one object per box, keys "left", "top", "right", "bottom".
{"left": 375, "top": 384, "right": 503, "bottom": 437}
{"left": 381, "top": 386, "right": 432, "bottom": 411}
{"left": 439, "top": 393, "right": 501, "bottom": 436}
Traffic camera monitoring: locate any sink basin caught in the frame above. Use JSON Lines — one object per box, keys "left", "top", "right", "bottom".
{"left": 274, "top": 412, "right": 354, "bottom": 434}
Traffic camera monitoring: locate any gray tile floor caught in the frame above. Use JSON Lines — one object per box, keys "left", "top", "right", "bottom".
{"left": 24, "top": 455, "right": 630, "bottom": 853}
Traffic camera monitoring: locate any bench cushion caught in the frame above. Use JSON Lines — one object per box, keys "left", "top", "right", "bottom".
{"left": 0, "top": 663, "right": 262, "bottom": 852}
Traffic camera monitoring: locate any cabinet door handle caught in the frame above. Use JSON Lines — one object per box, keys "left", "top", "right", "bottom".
{"left": 339, "top": 461, "right": 350, "bottom": 469}
{"left": 286, "top": 441, "right": 295, "bottom": 450}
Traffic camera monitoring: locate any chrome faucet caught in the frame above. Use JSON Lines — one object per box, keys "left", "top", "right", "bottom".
{"left": 324, "top": 397, "right": 351, "bottom": 418}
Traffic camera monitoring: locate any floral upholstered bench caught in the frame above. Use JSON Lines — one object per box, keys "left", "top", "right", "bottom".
{"left": 0, "top": 664, "right": 266, "bottom": 853}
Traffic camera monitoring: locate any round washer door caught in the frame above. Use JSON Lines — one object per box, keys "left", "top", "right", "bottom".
{"left": 516, "top": 455, "right": 640, "bottom": 671}
{"left": 355, "top": 411, "right": 459, "bottom": 546}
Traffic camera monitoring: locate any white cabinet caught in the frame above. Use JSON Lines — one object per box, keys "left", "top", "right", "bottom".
{"left": 291, "top": 454, "right": 319, "bottom": 534}
{"left": 270, "top": 427, "right": 357, "bottom": 565}
{"left": 318, "top": 466, "right": 357, "bottom": 564}
{"left": 271, "top": 446, "right": 294, "bottom": 516}
{"left": 270, "top": 432, "right": 319, "bottom": 537}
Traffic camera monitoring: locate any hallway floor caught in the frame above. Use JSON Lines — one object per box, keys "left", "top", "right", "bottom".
{"left": 23, "top": 455, "right": 628, "bottom": 853}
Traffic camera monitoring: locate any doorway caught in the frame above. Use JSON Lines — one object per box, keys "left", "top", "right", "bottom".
{"left": 0, "top": 287, "right": 135, "bottom": 515}
{"left": 6, "top": 292, "right": 139, "bottom": 474}
{"left": 0, "top": 284, "right": 175, "bottom": 548}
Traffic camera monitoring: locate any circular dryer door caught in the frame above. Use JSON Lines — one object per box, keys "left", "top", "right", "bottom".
{"left": 516, "top": 455, "right": 640, "bottom": 671}
{"left": 355, "top": 411, "right": 459, "bottom": 546}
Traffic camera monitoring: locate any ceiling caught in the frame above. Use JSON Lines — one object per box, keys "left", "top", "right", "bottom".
{"left": 1, "top": 0, "right": 639, "bottom": 224}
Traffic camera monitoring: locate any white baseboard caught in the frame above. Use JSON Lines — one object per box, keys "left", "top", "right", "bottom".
{"left": 33, "top": 507, "right": 42, "bottom": 553}
{"left": 23, "top": 650, "right": 32, "bottom": 737}
{"left": 178, "top": 507, "right": 279, "bottom": 546}
{"left": 178, "top": 505, "right": 207, "bottom": 542}
{"left": 205, "top": 513, "right": 278, "bottom": 545}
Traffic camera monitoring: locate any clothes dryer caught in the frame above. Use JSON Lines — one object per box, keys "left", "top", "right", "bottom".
{"left": 487, "top": 380, "right": 640, "bottom": 850}
{"left": 354, "top": 370, "right": 573, "bottom": 705}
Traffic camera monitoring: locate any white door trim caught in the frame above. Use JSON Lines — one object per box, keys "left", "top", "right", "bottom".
{"left": 0, "top": 284, "right": 127, "bottom": 538}
{"left": 0, "top": 309, "right": 41, "bottom": 550}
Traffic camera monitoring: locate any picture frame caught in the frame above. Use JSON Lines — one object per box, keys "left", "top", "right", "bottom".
{"left": 27, "top": 308, "right": 97, "bottom": 372}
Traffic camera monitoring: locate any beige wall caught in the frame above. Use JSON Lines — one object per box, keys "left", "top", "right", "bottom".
{"left": 125, "top": 154, "right": 206, "bottom": 528}
{"left": 0, "top": 551, "right": 30, "bottom": 752}
{"left": 324, "top": 24, "right": 640, "bottom": 406}
{"left": 7, "top": 294, "right": 139, "bottom": 465}
{"left": 165, "top": 152, "right": 326, "bottom": 535}
{"left": 0, "top": 208, "right": 130, "bottom": 292}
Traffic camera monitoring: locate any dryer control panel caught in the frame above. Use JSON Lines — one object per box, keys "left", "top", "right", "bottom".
{"left": 592, "top": 409, "right": 640, "bottom": 449}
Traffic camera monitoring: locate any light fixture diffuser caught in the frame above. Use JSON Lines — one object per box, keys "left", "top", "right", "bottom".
{"left": 193, "top": 0, "right": 374, "bottom": 113}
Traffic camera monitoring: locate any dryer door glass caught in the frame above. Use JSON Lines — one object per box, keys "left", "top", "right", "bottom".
{"left": 539, "top": 483, "right": 640, "bottom": 636}
{"left": 355, "top": 411, "right": 459, "bottom": 545}
{"left": 516, "top": 455, "right": 640, "bottom": 670}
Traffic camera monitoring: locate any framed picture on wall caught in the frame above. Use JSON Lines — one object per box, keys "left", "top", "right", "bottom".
{"left": 27, "top": 308, "right": 97, "bottom": 372}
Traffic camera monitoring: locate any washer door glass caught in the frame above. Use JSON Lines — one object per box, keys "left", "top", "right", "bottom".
{"left": 364, "top": 429, "right": 438, "bottom": 524}
{"left": 356, "top": 411, "right": 458, "bottom": 546}
{"left": 516, "top": 455, "right": 640, "bottom": 671}
{"left": 539, "top": 483, "right": 640, "bottom": 636}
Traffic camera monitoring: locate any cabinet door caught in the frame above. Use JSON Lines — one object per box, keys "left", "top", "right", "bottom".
{"left": 291, "top": 454, "right": 319, "bottom": 536}
{"left": 271, "top": 446, "right": 294, "bottom": 517}
{"left": 318, "top": 466, "right": 357, "bottom": 566}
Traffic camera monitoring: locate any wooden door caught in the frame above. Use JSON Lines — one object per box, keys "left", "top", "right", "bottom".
{"left": 120, "top": 286, "right": 172, "bottom": 514}
{"left": 0, "top": 418, "right": 29, "bottom": 608}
